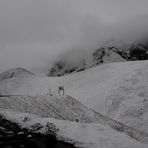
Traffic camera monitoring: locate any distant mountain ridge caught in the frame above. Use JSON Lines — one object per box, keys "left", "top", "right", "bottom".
{"left": 0, "top": 68, "right": 35, "bottom": 81}
{"left": 48, "top": 37, "right": 148, "bottom": 76}
{"left": 0, "top": 68, "right": 36, "bottom": 95}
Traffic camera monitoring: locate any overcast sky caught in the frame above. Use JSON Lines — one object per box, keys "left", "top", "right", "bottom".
{"left": 0, "top": 0, "right": 148, "bottom": 73}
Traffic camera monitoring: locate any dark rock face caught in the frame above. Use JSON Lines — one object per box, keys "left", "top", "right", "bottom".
{"left": 129, "top": 42, "right": 148, "bottom": 60}
{"left": 93, "top": 47, "right": 106, "bottom": 65}
{"left": 0, "top": 116, "right": 76, "bottom": 148}
{"left": 47, "top": 58, "right": 87, "bottom": 77}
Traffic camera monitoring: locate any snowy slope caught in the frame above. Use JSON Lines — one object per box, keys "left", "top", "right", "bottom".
{"left": 1, "top": 61, "right": 148, "bottom": 115}
{"left": 57, "top": 60, "right": 148, "bottom": 114}
{"left": 0, "top": 94, "right": 102, "bottom": 123}
{"left": 1, "top": 61, "right": 148, "bottom": 147}
{"left": 0, "top": 109, "right": 148, "bottom": 148}
{"left": 1, "top": 61, "right": 148, "bottom": 133}
{"left": 106, "top": 61, "right": 148, "bottom": 133}
{"left": 2, "top": 94, "right": 148, "bottom": 144}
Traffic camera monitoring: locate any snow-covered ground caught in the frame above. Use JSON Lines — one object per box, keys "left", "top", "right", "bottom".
{"left": 1, "top": 61, "right": 148, "bottom": 127}
{"left": 0, "top": 109, "right": 148, "bottom": 148}
{"left": 0, "top": 94, "right": 102, "bottom": 123}
{"left": 1, "top": 94, "right": 148, "bottom": 145}
{"left": 1, "top": 61, "right": 148, "bottom": 115}
{"left": 106, "top": 61, "right": 148, "bottom": 133}
{"left": 1, "top": 61, "right": 148, "bottom": 147}
{"left": 57, "top": 61, "right": 148, "bottom": 114}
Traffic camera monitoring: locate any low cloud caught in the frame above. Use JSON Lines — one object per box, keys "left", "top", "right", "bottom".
{"left": 0, "top": 0, "right": 148, "bottom": 73}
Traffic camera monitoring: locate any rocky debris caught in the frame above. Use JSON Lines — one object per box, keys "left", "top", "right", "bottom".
{"left": 0, "top": 115, "right": 76, "bottom": 148}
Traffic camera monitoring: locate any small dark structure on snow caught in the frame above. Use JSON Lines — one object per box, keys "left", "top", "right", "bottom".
{"left": 58, "top": 86, "right": 65, "bottom": 95}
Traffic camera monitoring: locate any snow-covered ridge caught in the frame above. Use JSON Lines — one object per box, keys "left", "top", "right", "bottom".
{"left": 48, "top": 37, "right": 148, "bottom": 76}
{"left": 0, "top": 68, "right": 36, "bottom": 95}
{"left": 0, "top": 68, "right": 35, "bottom": 80}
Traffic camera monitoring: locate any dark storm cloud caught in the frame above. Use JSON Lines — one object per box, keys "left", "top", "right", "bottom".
{"left": 0, "top": 0, "right": 148, "bottom": 73}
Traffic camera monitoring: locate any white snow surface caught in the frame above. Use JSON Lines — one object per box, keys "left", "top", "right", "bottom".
{"left": 0, "top": 94, "right": 102, "bottom": 123}
{"left": 1, "top": 61, "right": 148, "bottom": 132}
{"left": 0, "top": 109, "right": 147, "bottom": 148}
{"left": 1, "top": 61, "right": 148, "bottom": 114}
{"left": 1, "top": 61, "right": 148, "bottom": 147}
{"left": 106, "top": 61, "right": 148, "bottom": 132}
